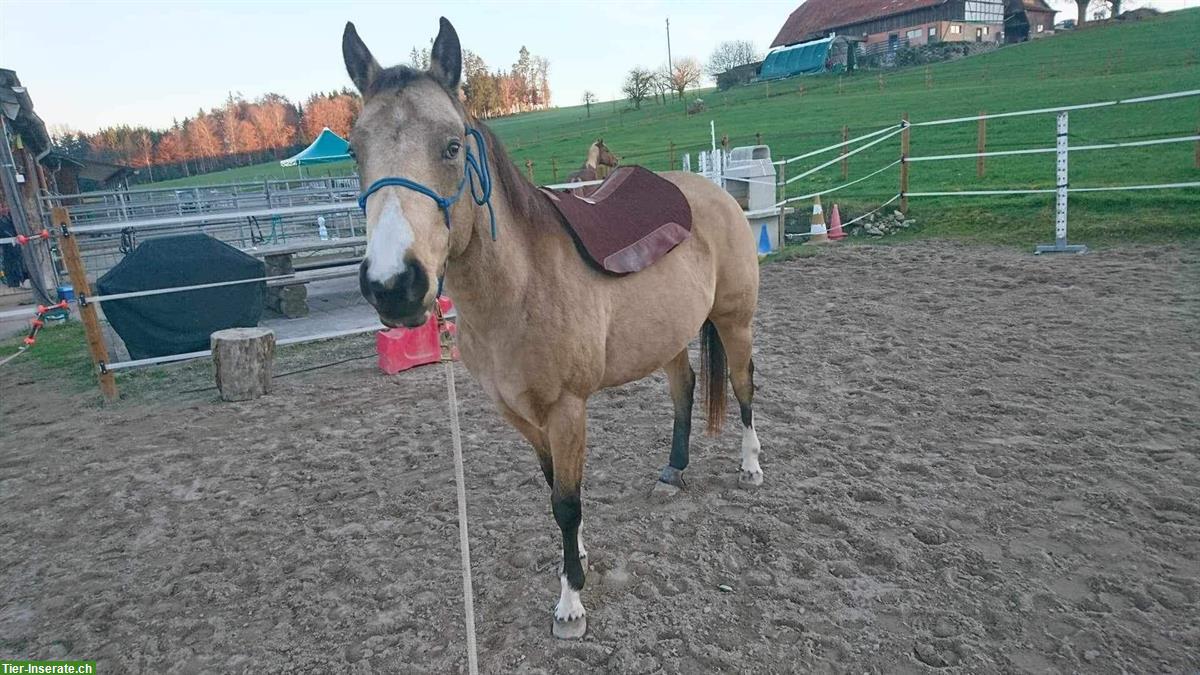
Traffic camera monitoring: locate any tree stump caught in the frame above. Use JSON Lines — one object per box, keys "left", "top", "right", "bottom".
{"left": 211, "top": 327, "right": 275, "bottom": 401}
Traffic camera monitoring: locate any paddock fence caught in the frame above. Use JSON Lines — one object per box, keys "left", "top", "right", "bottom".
{"left": 743, "top": 87, "right": 1200, "bottom": 252}
{"left": 5, "top": 88, "right": 1198, "bottom": 398}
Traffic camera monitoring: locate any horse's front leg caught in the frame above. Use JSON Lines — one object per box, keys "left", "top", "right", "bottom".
{"left": 546, "top": 395, "right": 589, "bottom": 639}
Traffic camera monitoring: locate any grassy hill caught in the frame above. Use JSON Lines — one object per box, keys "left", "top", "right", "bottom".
{"left": 148, "top": 9, "right": 1200, "bottom": 244}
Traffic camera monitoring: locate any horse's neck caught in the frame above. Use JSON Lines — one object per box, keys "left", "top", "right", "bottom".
{"left": 444, "top": 170, "right": 536, "bottom": 319}
{"left": 584, "top": 144, "right": 600, "bottom": 170}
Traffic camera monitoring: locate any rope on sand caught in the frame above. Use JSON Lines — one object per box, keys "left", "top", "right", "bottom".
{"left": 438, "top": 305, "right": 479, "bottom": 675}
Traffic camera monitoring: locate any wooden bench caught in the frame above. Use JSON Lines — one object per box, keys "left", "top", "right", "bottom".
{"left": 244, "top": 236, "right": 366, "bottom": 318}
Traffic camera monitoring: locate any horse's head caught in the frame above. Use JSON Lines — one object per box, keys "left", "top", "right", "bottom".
{"left": 344, "top": 18, "right": 473, "bottom": 328}
{"left": 595, "top": 139, "right": 620, "bottom": 168}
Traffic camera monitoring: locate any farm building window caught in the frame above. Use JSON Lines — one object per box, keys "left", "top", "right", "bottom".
{"left": 929, "top": 27, "right": 937, "bottom": 36}
{"left": 949, "top": 24, "right": 962, "bottom": 34}
{"left": 907, "top": 28, "right": 922, "bottom": 39}
{"left": 1037, "top": 23, "right": 1045, "bottom": 32}
{"left": 982, "top": 26, "right": 989, "bottom": 35}
{"left": 964, "top": 0, "right": 1003, "bottom": 24}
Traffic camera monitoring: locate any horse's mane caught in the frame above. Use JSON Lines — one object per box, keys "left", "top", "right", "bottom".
{"left": 472, "top": 121, "right": 563, "bottom": 231}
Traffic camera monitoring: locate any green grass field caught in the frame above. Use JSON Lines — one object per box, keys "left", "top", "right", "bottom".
{"left": 147, "top": 10, "right": 1200, "bottom": 244}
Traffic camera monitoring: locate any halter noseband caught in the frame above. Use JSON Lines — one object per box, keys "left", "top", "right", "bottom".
{"left": 357, "top": 125, "right": 497, "bottom": 241}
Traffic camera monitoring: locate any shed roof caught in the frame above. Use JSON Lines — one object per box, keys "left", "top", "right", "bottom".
{"left": 0, "top": 69, "right": 51, "bottom": 157}
{"left": 771, "top": 0, "right": 949, "bottom": 47}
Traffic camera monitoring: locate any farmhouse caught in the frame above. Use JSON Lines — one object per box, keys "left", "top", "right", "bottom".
{"left": 771, "top": 0, "right": 1008, "bottom": 53}
{"left": 1005, "top": 0, "right": 1058, "bottom": 42}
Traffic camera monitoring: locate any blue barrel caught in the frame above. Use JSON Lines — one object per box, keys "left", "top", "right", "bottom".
{"left": 56, "top": 284, "right": 75, "bottom": 302}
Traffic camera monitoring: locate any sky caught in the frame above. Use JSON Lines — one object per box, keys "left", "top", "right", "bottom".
{"left": 2, "top": 0, "right": 1196, "bottom": 135}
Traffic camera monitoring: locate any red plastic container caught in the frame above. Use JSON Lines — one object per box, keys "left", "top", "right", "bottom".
{"left": 376, "top": 297, "right": 458, "bottom": 375}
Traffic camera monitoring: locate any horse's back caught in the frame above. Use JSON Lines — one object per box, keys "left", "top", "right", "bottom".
{"left": 593, "top": 171, "right": 758, "bottom": 387}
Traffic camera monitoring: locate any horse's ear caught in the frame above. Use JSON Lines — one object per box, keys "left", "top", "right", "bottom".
{"left": 343, "top": 22, "right": 381, "bottom": 94}
{"left": 430, "top": 17, "right": 463, "bottom": 91}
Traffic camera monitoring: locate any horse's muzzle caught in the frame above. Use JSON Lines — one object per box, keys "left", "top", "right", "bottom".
{"left": 359, "top": 260, "right": 431, "bottom": 328}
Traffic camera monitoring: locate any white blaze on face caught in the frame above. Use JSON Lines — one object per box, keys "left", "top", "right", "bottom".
{"left": 364, "top": 190, "right": 414, "bottom": 284}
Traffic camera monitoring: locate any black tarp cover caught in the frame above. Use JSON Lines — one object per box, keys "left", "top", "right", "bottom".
{"left": 96, "top": 233, "right": 265, "bottom": 360}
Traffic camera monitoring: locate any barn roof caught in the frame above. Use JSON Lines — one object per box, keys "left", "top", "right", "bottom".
{"left": 1021, "top": 0, "right": 1055, "bottom": 12}
{"left": 771, "top": 0, "right": 949, "bottom": 47}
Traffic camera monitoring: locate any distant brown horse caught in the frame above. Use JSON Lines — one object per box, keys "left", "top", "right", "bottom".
{"left": 345, "top": 18, "right": 761, "bottom": 639}
{"left": 566, "top": 138, "right": 619, "bottom": 184}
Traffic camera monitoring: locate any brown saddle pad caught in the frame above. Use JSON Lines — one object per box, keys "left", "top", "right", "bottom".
{"left": 540, "top": 166, "right": 692, "bottom": 275}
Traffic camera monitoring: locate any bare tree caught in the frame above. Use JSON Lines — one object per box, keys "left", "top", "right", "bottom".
{"left": 581, "top": 90, "right": 596, "bottom": 118}
{"left": 706, "top": 40, "right": 760, "bottom": 78}
{"left": 653, "top": 65, "right": 672, "bottom": 104}
{"left": 669, "top": 57, "right": 703, "bottom": 100}
{"left": 622, "top": 67, "right": 655, "bottom": 109}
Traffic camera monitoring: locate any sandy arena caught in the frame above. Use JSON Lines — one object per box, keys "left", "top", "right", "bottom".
{"left": 1, "top": 241, "right": 1197, "bottom": 673}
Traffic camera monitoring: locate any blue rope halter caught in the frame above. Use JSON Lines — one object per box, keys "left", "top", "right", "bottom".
{"left": 357, "top": 126, "right": 497, "bottom": 241}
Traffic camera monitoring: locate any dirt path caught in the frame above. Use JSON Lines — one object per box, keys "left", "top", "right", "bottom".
{"left": 2, "top": 241, "right": 1197, "bottom": 673}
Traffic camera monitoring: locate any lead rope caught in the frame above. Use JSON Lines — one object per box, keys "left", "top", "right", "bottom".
{"left": 437, "top": 303, "right": 479, "bottom": 675}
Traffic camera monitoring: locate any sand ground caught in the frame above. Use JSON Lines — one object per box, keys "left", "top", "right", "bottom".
{"left": 2, "top": 241, "right": 1197, "bottom": 673}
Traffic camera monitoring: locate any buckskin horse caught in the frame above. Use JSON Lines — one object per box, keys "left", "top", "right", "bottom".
{"left": 345, "top": 18, "right": 761, "bottom": 639}
{"left": 566, "top": 138, "right": 620, "bottom": 184}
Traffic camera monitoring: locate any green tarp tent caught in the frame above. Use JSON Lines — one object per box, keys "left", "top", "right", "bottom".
{"left": 280, "top": 127, "right": 351, "bottom": 167}
{"left": 759, "top": 36, "right": 834, "bottom": 80}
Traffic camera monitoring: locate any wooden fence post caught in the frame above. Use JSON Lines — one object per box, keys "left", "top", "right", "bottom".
{"left": 669, "top": 142, "right": 676, "bottom": 170}
{"left": 1194, "top": 106, "right": 1200, "bottom": 169}
{"left": 837, "top": 76, "right": 844, "bottom": 95}
{"left": 551, "top": 157, "right": 558, "bottom": 182}
{"left": 841, "top": 126, "right": 850, "bottom": 180}
{"left": 878, "top": 74, "right": 884, "bottom": 92}
{"left": 977, "top": 111, "right": 987, "bottom": 179}
{"left": 53, "top": 207, "right": 118, "bottom": 401}
{"left": 525, "top": 159, "right": 534, "bottom": 182}
{"left": 754, "top": 132, "right": 762, "bottom": 147}
{"left": 924, "top": 66, "right": 932, "bottom": 90}
{"left": 900, "top": 113, "right": 910, "bottom": 213}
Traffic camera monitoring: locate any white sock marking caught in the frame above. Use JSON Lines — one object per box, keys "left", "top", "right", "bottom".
{"left": 555, "top": 575, "right": 586, "bottom": 621}
{"left": 741, "top": 421, "right": 762, "bottom": 476}
{"left": 364, "top": 191, "right": 414, "bottom": 284}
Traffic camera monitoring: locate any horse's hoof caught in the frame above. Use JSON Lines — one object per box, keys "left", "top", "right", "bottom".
{"left": 738, "top": 469, "right": 764, "bottom": 488}
{"left": 552, "top": 614, "right": 587, "bottom": 639}
{"left": 651, "top": 480, "right": 682, "bottom": 498}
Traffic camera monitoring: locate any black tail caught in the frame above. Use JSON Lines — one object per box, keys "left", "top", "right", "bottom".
{"left": 699, "top": 320, "right": 728, "bottom": 435}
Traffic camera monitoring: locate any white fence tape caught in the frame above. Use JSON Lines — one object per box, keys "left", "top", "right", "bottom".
{"left": 906, "top": 181, "right": 1200, "bottom": 197}
{"left": 779, "top": 124, "right": 903, "bottom": 166}
{"left": 908, "top": 89, "right": 1200, "bottom": 127}
{"left": 777, "top": 160, "right": 902, "bottom": 207}
{"left": 785, "top": 126, "right": 905, "bottom": 186}
{"left": 907, "top": 134, "right": 1200, "bottom": 163}
{"left": 104, "top": 324, "right": 383, "bottom": 371}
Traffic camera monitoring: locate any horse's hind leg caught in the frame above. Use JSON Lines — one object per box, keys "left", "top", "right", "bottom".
{"left": 655, "top": 348, "right": 696, "bottom": 493}
{"left": 712, "top": 318, "right": 762, "bottom": 487}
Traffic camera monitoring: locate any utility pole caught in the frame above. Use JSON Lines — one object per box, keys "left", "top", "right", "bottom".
{"left": 666, "top": 18, "right": 674, "bottom": 73}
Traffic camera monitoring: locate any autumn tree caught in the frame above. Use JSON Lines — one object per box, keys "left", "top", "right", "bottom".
{"left": 706, "top": 40, "right": 760, "bottom": 78}
{"left": 669, "top": 57, "right": 703, "bottom": 100}
{"left": 582, "top": 90, "right": 596, "bottom": 118}
{"left": 623, "top": 67, "right": 655, "bottom": 109}
{"left": 135, "top": 131, "right": 155, "bottom": 181}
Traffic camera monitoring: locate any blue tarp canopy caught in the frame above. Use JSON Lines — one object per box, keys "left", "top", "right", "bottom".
{"left": 759, "top": 36, "right": 833, "bottom": 80}
{"left": 280, "top": 127, "right": 351, "bottom": 167}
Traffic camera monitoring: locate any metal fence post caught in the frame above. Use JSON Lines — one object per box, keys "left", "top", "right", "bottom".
{"left": 1036, "top": 111, "right": 1087, "bottom": 254}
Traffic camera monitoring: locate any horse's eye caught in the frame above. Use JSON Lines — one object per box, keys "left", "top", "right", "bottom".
{"left": 444, "top": 141, "right": 462, "bottom": 160}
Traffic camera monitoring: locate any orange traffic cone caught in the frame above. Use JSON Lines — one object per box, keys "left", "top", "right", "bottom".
{"left": 828, "top": 203, "right": 845, "bottom": 240}
{"left": 808, "top": 195, "right": 828, "bottom": 244}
